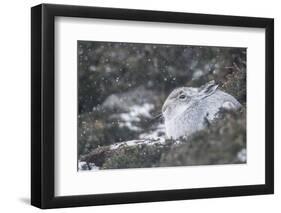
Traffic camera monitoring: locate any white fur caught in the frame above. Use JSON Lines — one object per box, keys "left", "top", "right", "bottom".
{"left": 162, "top": 82, "right": 241, "bottom": 139}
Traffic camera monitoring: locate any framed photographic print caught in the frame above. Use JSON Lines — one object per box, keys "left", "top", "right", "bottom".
{"left": 31, "top": 3, "right": 274, "bottom": 209}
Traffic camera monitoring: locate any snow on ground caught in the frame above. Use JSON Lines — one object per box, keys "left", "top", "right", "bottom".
{"left": 109, "top": 137, "right": 166, "bottom": 150}
{"left": 139, "top": 123, "right": 165, "bottom": 140}
{"left": 78, "top": 161, "right": 100, "bottom": 171}
{"left": 110, "top": 140, "right": 146, "bottom": 150}
{"left": 237, "top": 148, "right": 247, "bottom": 162}
{"left": 118, "top": 103, "right": 154, "bottom": 131}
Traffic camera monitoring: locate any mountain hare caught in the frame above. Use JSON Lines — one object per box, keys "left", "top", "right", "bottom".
{"left": 162, "top": 81, "right": 241, "bottom": 139}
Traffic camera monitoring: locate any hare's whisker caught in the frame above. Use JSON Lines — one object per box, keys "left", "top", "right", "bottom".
{"left": 150, "top": 113, "right": 163, "bottom": 121}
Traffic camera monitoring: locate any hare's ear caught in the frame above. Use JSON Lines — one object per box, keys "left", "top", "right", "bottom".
{"left": 199, "top": 80, "right": 218, "bottom": 96}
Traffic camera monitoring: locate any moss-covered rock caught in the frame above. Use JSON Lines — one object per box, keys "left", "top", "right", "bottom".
{"left": 101, "top": 143, "right": 169, "bottom": 169}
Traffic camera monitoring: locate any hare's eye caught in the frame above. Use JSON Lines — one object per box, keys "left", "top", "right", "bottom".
{"left": 179, "top": 94, "right": 186, "bottom": 100}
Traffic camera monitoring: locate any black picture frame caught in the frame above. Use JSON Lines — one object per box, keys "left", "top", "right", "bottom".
{"left": 31, "top": 3, "right": 274, "bottom": 209}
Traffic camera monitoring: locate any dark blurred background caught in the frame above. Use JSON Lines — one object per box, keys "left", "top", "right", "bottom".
{"left": 77, "top": 41, "right": 246, "bottom": 168}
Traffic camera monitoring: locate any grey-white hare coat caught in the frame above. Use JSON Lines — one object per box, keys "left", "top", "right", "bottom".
{"left": 162, "top": 81, "right": 241, "bottom": 139}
